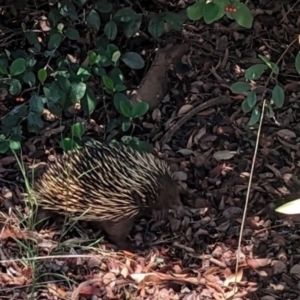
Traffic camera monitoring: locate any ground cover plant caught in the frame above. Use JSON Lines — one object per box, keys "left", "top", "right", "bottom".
{"left": 1, "top": 0, "right": 300, "bottom": 299}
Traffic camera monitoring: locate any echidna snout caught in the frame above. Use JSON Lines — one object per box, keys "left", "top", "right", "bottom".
{"left": 150, "top": 175, "right": 182, "bottom": 220}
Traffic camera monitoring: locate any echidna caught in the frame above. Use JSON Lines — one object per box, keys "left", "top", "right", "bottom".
{"left": 32, "top": 139, "right": 183, "bottom": 249}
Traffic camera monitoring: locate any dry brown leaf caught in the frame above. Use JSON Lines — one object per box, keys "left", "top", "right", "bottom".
{"left": 47, "top": 283, "right": 67, "bottom": 298}
{"left": 176, "top": 149, "right": 194, "bottom": 156}
{"left": 290, "top": 264, "right": 300, "bottom": 277}
{"left": 272, "top": 260, "right": 287, "bottom": 274}
{"left": 277, "top": 129, "right": 296, "bottom": 140}
{"left": 0, "top": 156, "right": 15, "bottom": 165}
{"left": 222, "top": 207, "right": 243, "bottom": 219}
{"left": 224, "top": 268, "right": 243, "bottom": 286}
{"left": 247, "top": 258, "right": 272, "bottom": 269}
{"left": 173, "top": 171, "right": 188, "bottom": 181}
{"left": 177, "top": 104, "right": 193, "bottom": 116}
{"left": 213, "top": 150, "right": 237, "bottom": 161}
{"left": 0, "top": 227, "right": 27, "bottom": 240}
{"left": 261, "top": 296, "right": 276, "bottom": 300}
{"left": 76, "top": 285, "right": 101, "bottom": 297}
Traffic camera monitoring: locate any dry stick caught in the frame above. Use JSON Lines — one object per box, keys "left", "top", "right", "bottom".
{"left": 233, "top": 99, "right": 266, "bottom": 296}
{"left": 280, "top": 0, "right": 300, "bottom": 22}
{"left": 160, "top": 95, "right": 233, "bottom": 145}
{"left": 71, "top": 278, "right": 103, "bottom": 300}
{"left": 263, "top": 35, "right": 299, "bottom": 93}
{"left": 233, "top": 35, "right": 300, "bottom": 296}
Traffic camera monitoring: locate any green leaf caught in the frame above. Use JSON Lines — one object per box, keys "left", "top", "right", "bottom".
{"left": 120, "top": 100, "right": 132, "bottom": 118}
{"left": 94, "top": 37, "right": 109, "bottom": 49}
{"left": 89, "top": 52, "right": 98, "bottom": 65}
{"left": 187, "top": 1, "right": 205, "bottom": 21}
{"left": 115, "top": 84, "right": 127, "bottom": 92}
{"left": 95, "top": 0, "right": 113, "bottom": 13}
{"left": 110, "top": 67, "right": 125, "bottom": 85}
{"left": 77, "top": 66, "right": 91, "bottom": 81}
{"left": 43, "top": 82, "right": 65, "bottom": 114}
{"left": 0, "top": 141, "right": 9, "bottom": 154}
{"left": 2, "top": 114, "right": 19, "bottom": 128}
{"left": 76, "top": 0, "right": 87, "bottom": 7}
{"left": 113, "top": 7, "right": 136, "bottom": 22}
{"left": 258, "top": 55, "right": 279, "bottom": 75}
{"left": 0, "top": 60, "right": 8, "bottom": 75}
{"left": 43, "top": 85, "right": 60, "bottom": 103}
{"left": 93, "top": 66, "right": 106, "bottom": 76}
{"left": 104, "top": 20, "right": 118, "bottom": 41}
{"left": 0, "top": 66, "right": 8, "bottom": 75}
{"left": 203, "top": 2, "right": 222, "bottom": 24}
{"left": 129, "top": 138, "right": 154, "bottom": 153}
{"left": 10, "top": 58, "right": 26, "bottom": 76}
{"left": 248, "top": 106, "right": 261, "bottom": 126}
{"left": 9, "top": 79, "right": 22, "bottom": 95}
{"left": 29, "top": 94, "right": 44, "bottom": 114}
{"left": 9, "top": 140, "right": 21, "bottom": 151}
{"left": 120, "top": 135, "right": 132, "bottom": 146}
{"left": 23, "top": 71, "right": 36, "bottom": 87}
{"left": 148, "top": 16, "right": 165, "bottom": 38}
{"left": 27, "top": 58, "right": 37, "bottom": 68}
{"left": 38, "top": 69, "right": 47, "bottom": 84}
{"left": 164, "top": 12, "right": 183, "bottom": 30}
{"left": 121, "top": 120, "right": 131, "bottom": 132}
{"left": 59, "top": 1, "right": 78, "bottom": 20}
{"left": 56, "top": 75, "right": 71, "bottom": 94}
{"left": 113, "top": 92, "right": 130, "bottom": 114}
{"left": 71, "top": 122, "right": 85, "bottom": 138}
{"left": 272, "top": 85, "right": 285, "bottom": 108}
{"left": 70, "top": 82, "right": 87, "bottom": 102}
{"left": 81, "top": 87, "right": 96, "bottom": 115}
{"left": 245, "top": 90, "right": 257, "bottom": 109}
{"left": 65, "top": 28, "right": 80, "bottom": 40}
{"left": 131, "top": 102, "right": 149, "bottom": 118}
{"left": 123, "top": 14, "right": 142, "bottom": 38}
{"left": 57, "top": 23, "right": 64, "bottom": 33}
{"left": 241, "top": 99, "right": 252, "bottom": 113}
{"left": 106, "top": 44, "right": 119, "bottom": 57}
{"left": 232, "top": 3, "right": 253, "bottom": 29}
{"left": 87, "top": 9, "right": 101, "bottom": 32}
{"left": 230, "top": 82, "right": 251, "bottom": 93}
{"left": 60, "top": 137, "right": 78, "bottom": 152}
{"left": 27, "top": 111, "right": 44, "bottom": 133}
{"left": 48, "top": 8, "right": 62, "bottom": 27}
{"left": 48, "top": 32, "right": 63, "bottom": 50}
{"left": 245, "top": 64, "right": 268, "bottom": 80}
{"left": 112, "top": 51, "right": 121, "bottom": 64}
{"left": 25, "top": 31, "right": 37, "bottom": 44}
{"left": 275, "top": 199, "right": 300, "bottom": 215}
{"left": 94, "top": 48, "right": 111, "bottom": 67}
{"left": 296, "top": 51, "right": 300, "bottom": 75}
{"left": 102, "top": 75, "right": 114, "bottom": 90}
{"left": 8, "top": 104, "right": 28, "bottom": 118}
{"left": 122, "top": 52, "right": 145, "bottom": 69}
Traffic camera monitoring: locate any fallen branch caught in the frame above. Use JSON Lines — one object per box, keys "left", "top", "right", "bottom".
{"left": 160, "top": 95, "right": 233, "bottom": 145}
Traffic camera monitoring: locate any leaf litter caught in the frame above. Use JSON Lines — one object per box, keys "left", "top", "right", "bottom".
{"left": 1, "top": 0, "right": 300, "bottom": 299}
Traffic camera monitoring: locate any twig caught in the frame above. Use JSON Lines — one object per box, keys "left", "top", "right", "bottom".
{"left": 160, "top": 95, "right": 233, "bottom": 145}
{"left": 232, "top": 33, "right": 300, "bottom": 297}
{"left": 280, "top": 0, "right": 300, "bottom": 22}
{"left": 233, "top": 99, "right": 267, "bottom": 295}
{"left": 261, "top": 35, "right": 299, "bottom": 100}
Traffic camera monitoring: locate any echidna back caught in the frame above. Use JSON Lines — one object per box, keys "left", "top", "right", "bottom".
{"left": 33, "top": 140, "right": 175, "bottom": 222}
